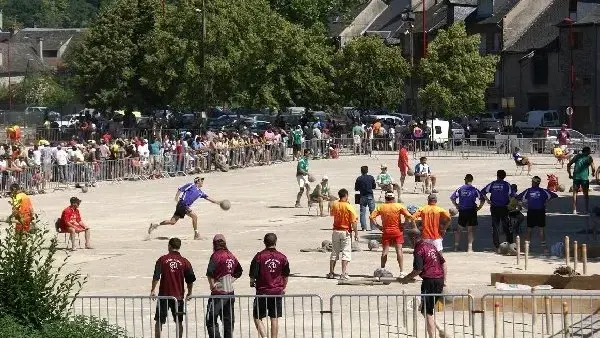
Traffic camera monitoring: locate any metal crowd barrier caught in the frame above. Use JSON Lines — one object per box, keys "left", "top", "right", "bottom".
{"left": 329, "top": 293, "right": 475, "bottom": 338}
{"left": 70, "top": 293, "right": 600, "bottom": 338}
{"left": 0, "top": 143, "right": 293, "bottom": 196}
{"left": 71, "top": 296, "right": 182, "bottom": 338}
{"left": 481, "top": 292, "right": 600, "bottom": 338}
{"left": 186, "top": 294, "right": 323, "bottom": 338}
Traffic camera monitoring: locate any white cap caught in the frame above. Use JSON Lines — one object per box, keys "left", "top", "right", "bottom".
{"left": 322, "top": 176, "right": 328, "bottom": 181}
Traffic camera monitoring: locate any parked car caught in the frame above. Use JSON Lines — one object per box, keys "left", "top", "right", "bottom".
{"left": 477, "top": 119, "right": 503, "bottom": 139}
{"left": 514, "top": 110, "right": 561, "bottom": 136}
{"left": 532, "top": 127, "right": 597, "bottom": 154}
{"left": 450, "top": 122, "right": 465, "bottom": 144}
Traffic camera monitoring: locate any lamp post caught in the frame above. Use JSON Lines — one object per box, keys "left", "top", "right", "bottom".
{"left": 502, "top": 97, "right": 515, "bottom": 133}
{"left": 564, "top": 17, "right": 575, "bottom": 128}
{"left": 401, "top": 7, "right": 415, "bottom": 67}
{"left": 401, "top": 6, "right": 415, "bottom": 113}
{"left": 195, "top": 4, "right": 207, "bottom": 117}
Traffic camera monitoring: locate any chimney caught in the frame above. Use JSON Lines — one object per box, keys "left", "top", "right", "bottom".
{"left": 38, "top": 37, "right": 43, "bottom": 62}
{"left": 477, "top": 0, "right": 494, "bottom": 19}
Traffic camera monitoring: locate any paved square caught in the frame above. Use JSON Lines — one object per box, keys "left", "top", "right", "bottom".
{"left": 8, "top": 153, "right": 599, "bottom": 299}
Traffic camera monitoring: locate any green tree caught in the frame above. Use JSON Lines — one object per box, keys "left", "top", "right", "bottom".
{"left": 13, "top": 75, "right": 73, "bottom": 108}
{"left": 66, "top": 0, "right": 161, "bottom": 111}
{"left": 418, "top": 22, "right": 498, "bottom": 117}
{"left": 333, "top": 36, "right": 409, "bottom": 109}
{"left": 0, "top": 223, "right": 87, "bottom": 327}
{"left": 268, "top": 0, "right": 366, "bottom": 29}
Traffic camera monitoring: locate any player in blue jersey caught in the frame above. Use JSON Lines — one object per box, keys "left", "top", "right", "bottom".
{"left": 148, "top": 177, "right": 221, "bottom": 240}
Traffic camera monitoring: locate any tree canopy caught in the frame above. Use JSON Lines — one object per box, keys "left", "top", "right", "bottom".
{"left": 334, "top": 36, "right": 409, "bottom": 110}
{"left": 418, "top": 22, "right": 498, "bottom": 117}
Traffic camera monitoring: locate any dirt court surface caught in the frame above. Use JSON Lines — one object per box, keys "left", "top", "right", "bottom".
{"left": 6, "top": 154, "right": 600, "bottom": 298}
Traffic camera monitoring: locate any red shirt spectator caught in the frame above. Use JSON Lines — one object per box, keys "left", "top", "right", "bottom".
{"left": 153, "top": 246, "right": 196, "bottom": 300}
{"left": 413, "top": 240, "right": 445, "bottom": 279}
{"left": 61, "top": 205, "right": 84, "bottom": 232}
{"left": 398, "top": 144, "right": 409, "bottom": 175}
{"left": 249, "top": 245, "right": 290, "bottom": 295}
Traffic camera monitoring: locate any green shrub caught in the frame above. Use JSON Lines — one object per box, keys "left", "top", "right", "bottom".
{"left": 0, "top": 315, "right": 130, "bottom": 338}
{"left": 0, "top": 220, "right": 87, "bottom": 327}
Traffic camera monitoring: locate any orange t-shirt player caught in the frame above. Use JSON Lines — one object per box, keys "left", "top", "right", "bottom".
{"left": 412, "top": 194, "right": 451, "bottom": 252}
{"left": 330, "top": 199, "right": 358, "bottom": 233}
{"left": 370, "top": 197, "right": 413, "bottom": 245}
{"left": 10, "top": 187, "right": 33, "bottom": 232}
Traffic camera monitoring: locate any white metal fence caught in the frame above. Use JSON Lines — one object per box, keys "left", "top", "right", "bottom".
{"left": 70, "top": 292, "right": 600, "bottom": 337}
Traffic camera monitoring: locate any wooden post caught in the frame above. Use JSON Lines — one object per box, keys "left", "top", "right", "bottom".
{"left": 516, "top": 235, "right": 521, "bottom": 266}
{"left": 544, "top": 296, "right": 551, "bottom": 334}
{"left": 525, "top": 241, "right": 530, "bottom": 271}
{"left": 573, "top": 241, "right": 578, "bottom": 272}
{"left": 565, "top": 236, "right": 570, "bottom": 266}
{"left": 563, "top": 302, "right": 571, "bottom": 337}
{"left": 494, "top": 302, "right": 501, "bottom": 338}
{"left": 583, "top": 244, "right": 588, "bottom": 275}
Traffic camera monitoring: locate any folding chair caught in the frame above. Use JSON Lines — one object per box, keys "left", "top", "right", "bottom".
{"left": 55, "top": 218, "right": 81, "bottom": 249}
{"left": 414, "top": 176, "right": 426, "bottom": 193}
{"left": 514, "top": 160, "right": 526, "bottom": 176}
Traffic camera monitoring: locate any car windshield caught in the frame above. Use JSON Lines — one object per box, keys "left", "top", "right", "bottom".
{"left": 568, "top": 129, "right": 584, "bottom": 138}
{"left": 452, "top": 122, "right": 462, "bottom": 129}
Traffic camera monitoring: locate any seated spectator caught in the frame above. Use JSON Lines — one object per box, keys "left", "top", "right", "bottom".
{"left": 376, "top": 165, "right": 400, "bottom": 198}
{"left": 414, "top": 157, "right": 437, "bottom": 192}
{"left": 309, "top": 176, "right": 337, "bottom": 216}
{"left": 512, "top": 147, "right": 532, "bottom": 175}
{"left": 60, "top": 196, "right": 93, "bottom": 250}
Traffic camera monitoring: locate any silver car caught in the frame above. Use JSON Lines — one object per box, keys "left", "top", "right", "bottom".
{"left": 532, "top": 128, "right": 597, "bottom": 154}
{"left": 450, "top": 122, "right": 465, "bottom": 144}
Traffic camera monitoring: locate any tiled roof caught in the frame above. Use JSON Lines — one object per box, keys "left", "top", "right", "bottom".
{"left": 329, "top": 1, "right": 372, "bottom": 36}
{"left": 365, "top": 0, "right": 412, "bottom": 35}
{"left": 0, "top": 42, "right": 46, "bottom": 75}
{"left": 14, "top": 28, "right": 83, "bottom": 50}
{"left": 504, "top": 0, "right": 567, "bottom": 52}
{"left": 573, "top": 1, "right": 600, "bottom": 25}
{"left": 466, "top": 0, "right": 521, "bottom": 24}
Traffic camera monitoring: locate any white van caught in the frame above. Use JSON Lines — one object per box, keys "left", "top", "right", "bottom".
{"left": 426, "top": 119, "right": 450, "bottom": 147}
{"left": 514, "top": 110, "right": 560, "bottom": 135}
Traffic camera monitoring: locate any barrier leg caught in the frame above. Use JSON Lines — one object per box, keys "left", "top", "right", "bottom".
{"left": 544, "top": 296, "right": 551, "bottom": 334}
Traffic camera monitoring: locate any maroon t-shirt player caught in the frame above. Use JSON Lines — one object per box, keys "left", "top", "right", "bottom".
{"left": 154, "top": 251, "right": 196, "bottom": 300}
{"left": 206, "top": 248, "right": 243, "bottom": 295}
{"left": 249, "top": 248, "right": 290, "bottom": 295}
{"left": 413, "top": 241, "right": 445, "bottom": 279}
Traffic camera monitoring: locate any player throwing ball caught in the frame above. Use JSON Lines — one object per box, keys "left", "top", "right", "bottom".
{"left": 148, "top": 177, "right": 221, "bottom": 240}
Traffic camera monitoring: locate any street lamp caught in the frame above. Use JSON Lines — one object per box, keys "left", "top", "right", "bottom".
{"left": 401, "top": 6, "right": 415, "bottom": 67}
{"left": 564, "top": 17, "right": 575, "bottom": 128}
{"left": 501, "top": 97, "right": 515, "bottom": 133}
{"left": 401, "top": 6, "right": 415, "bottom": 113}
{"left": 195, "top": 5, "right": 207, "bottom": 118}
